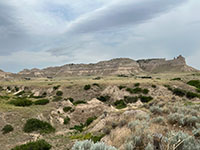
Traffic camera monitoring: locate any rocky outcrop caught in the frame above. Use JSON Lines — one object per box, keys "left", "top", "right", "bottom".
{"left": 1, "top": 55, "right": 198, "bottom": 79}
{"left": 137, "top": 55, "right": 196, "bottom": 73}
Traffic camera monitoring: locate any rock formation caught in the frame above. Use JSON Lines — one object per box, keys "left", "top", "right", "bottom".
{"left": 0, "top": 55, "right": 199, "bottom": 79}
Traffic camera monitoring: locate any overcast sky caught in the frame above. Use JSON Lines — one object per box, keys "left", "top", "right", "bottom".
{"left": 0, "top": 0, "right": 200, "bottom": 73}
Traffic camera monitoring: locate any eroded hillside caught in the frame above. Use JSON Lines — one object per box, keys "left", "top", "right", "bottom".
{"left": 0, "top": 73, "right": 200, "bottom": 150}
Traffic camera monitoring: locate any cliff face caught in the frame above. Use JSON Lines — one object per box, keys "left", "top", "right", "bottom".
{"left": 136, "top": 55, "right": 193, "bottom": 73}
{"left": 2, "top": 55, "right": 199, "bottom": 79}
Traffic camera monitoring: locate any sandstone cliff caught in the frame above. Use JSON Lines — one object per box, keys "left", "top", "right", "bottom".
{"left": 2, "top": 55, "right": 199, "bottom": 79}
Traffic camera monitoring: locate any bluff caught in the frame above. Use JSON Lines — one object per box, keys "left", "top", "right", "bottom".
{"left": 2, "top": 55, "right": 199, "bottom": 79}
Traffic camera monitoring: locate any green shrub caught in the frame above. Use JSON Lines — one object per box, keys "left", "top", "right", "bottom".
{"left": 64, "top": 117, "right": 70, "bottom": 125}
{"left": 23, "top": 118, "right": 55, "bottom": 133}
{"left": 172, "top": 88, "right": 186, "bottom": 97}
{"left": 118, "top": 74, "right": 128, "bottom": 77}
{"left": 141, "top": 76, "right": 152, "bottom": 79}
{"left": 67, "top": 97, "right": 74, "bottom": 103}
{"left": 84, "top": 85, "right": 91, "bottom": 90}
{"left": 34, "top": 99, "right": 49, "bottom": 105}
{"left": 91, "top": 134, "right": 105, "bottom": 143}
{"left": 53, "top": 85, "right": 60, "bottom": 90}
{"left": 0, "top": 95, "right": 10, "bottom": 100}
{"left": 152, "top": 85, "right": 157, "bottom": 88}
{"left": 15, "top": 86, "right": 19, "bottom": 92}
{"left": 73, "top": 100, "right": 87, "bottom": 106}
{"left": 63, "top": 106, "right": 72, "bottom": 112}
{"left": 92, "top": 83, "right": 100, "bottom": 87}
{"left": 124, "top": 96, "right": 138, "bottom": 103}
{"left": 126, "top": 88, "right": 142, "bottom": 94}
{"left": 70, "top": 116, "right": 97, "bottom": 132}
{"left": 171, "top": 78, "right": 182, "bottom": 81}
{"left": 85, "top": 116, "right": 97, "bottom": 126}
{"left": 11, "top": 139, "right": 51, "bottom": 150}
{"left": 164, "top": 85, "right": 173, "bottom": 91}
{"left": 118, "top": 85, "right": 126, "bottom": 90}
{"left": 70, "top": 133, "right": 93, "bottom": 140}
{"left": 70, "top": 123, "right": 85, "bottom": 132}
{"left": 139, "top": 95, "right": 153, "bottom": 103}
{"left": 186, "top": 92, "right": 199, "bottom": 99}
{"left": 56, "top": 91, "right": 63, "bottom": 96}
{"left": 7, "top": 86, "right": 11, "bottom": 91}
{"left": 1, "top": 124, "right": 14, "bottom": 134}
{"left": 132, "top": 88, "right": 143, "bottom": 94}
{"left": 52, "top": 96, "right": 62, "bottom": 102}
{"left": 143, "top": 89, "right": 149, "bottom": 94}
{"left": 9, "top": 98, "right": 32, "bottom": 107}
{"left": 187, "top": 80, "right": 200, "bottom": 89}
{"left": 134, "top": 83, "right": 140, "bottom": 87}
{"left": 97, "top": 95, "right": 110, "bottom": 102}
{"left": 15, "top": 91, "right": 25, "bottom": 96}
{"left": 114, "top": 100, "right": 127, "bottom": 109}
{"left": 196, "top": 88, "right": 200, "bottom": 93}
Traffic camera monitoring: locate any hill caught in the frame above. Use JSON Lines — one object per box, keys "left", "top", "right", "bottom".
{"left": 14, "top": 55, "right": 198, "bottom": 79}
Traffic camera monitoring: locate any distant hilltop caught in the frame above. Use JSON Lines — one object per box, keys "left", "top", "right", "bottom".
{"left": 0, "top": 55, "right": 199, "bottom": 79}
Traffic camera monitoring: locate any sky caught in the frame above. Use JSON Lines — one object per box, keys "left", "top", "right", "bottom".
{"left": 0, "top": 0, "right": 200, "bottom": 73}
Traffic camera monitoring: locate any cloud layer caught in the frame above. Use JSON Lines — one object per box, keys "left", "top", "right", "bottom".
{"left": 0, "top": 0, "right": 200, "bottom": 72}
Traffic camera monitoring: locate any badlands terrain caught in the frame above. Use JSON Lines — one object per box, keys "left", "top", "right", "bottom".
{"left": 0, "top": 56, "right": 200, "bottom": 150}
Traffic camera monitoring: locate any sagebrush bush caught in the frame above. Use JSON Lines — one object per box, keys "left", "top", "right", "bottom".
{"left": 167, "top": 131, "right": 200, "bottom": 150}
{"left": 145, "top": 143, "right": 153, "bottom": 150}
{"left": 34, "top": 99, "right": 49, "bottom": 105}
{"left": 1, "top": 124, "right": 14, "bottom": 134}
{"left": 23, "top": 118, "right": 55, "bottom": 133}
{"left": 72, "top": 140, "right": 117, "bottom": 150}
{"left": 9, "top": 98, "right": 32, "bottom": 107}
{"left": 84, "top": 85, "right": 91, "bottom": 90}
{"left": 168, "top": 113, "right": 199, "bottom": 127}
{"left": 11, "top": 139, "right": 51, "bottom": 150}
{"left": 168, "top": 113, "right": 185, "bottom": 126}
{"left": 152, "top": 116, "right": 165, "bottom": 124}
{"left": 150, "top": 106, "right": 162, "bottom": 115}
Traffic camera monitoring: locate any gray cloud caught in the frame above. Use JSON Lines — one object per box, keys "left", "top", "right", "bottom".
{"left": 0, "top": 2, "right": 32, "bottom": 54}
{"left": 66, "top": 0, "right": 187, "bottom": 34}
